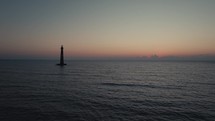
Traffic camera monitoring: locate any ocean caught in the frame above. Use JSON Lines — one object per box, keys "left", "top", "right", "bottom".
{"left": 0, "top": 60, "right": 215, "bottom": 121}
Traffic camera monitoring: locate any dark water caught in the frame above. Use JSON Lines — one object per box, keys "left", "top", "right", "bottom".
{"left": 0, "top": 60, "right": 215, "bottom": 121}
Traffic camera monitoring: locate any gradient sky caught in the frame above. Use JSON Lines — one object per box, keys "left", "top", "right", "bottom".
{"left": 1, "top": 0, "right": 215, "bottom": 59}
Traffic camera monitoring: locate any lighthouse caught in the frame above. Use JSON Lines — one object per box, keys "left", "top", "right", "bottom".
{"left": 57, "top": 45, "right": 67, "bottom": 66}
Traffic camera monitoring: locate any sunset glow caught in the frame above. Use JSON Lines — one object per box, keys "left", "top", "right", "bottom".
{"left": 1, "top": 0, "right": 215, "bottom": 59}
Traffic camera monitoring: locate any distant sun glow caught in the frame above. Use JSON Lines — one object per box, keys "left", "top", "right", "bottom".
{"left": 0, "top": 0, "right": 215, "bottom": 59}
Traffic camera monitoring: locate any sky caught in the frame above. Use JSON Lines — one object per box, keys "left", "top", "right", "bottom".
{"left": 1, "top": 0, "right": 215, "bottom": 59}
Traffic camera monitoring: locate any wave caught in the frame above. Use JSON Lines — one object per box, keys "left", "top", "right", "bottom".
{"left": 101, "top": 82, "right": 183, "bottom": 90}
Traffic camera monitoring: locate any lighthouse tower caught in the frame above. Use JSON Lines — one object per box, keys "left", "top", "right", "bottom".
{"left": 57, "top": 45, "right": 67, "bottom": 66}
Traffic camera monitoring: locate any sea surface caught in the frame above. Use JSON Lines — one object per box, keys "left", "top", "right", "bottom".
{"left": 0, "top": 60, "right": 215, "bottom": 121}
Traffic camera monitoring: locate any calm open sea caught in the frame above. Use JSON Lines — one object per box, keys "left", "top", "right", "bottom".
{"left": 0, "top": 60, "right": 215, "bottom": 121}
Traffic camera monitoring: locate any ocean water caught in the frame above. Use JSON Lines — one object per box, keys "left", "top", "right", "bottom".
{"left": 0, "top": 60, "right": 215, "bottom": 121}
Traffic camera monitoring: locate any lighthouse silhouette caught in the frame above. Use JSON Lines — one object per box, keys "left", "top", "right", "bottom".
{"left": 57, "top": 45, "right": 67, "bottom": 66}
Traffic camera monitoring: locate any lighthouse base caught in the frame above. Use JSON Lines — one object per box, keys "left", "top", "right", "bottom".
{"left": 56, "top": 63, "right": 67, "bottom": 66}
